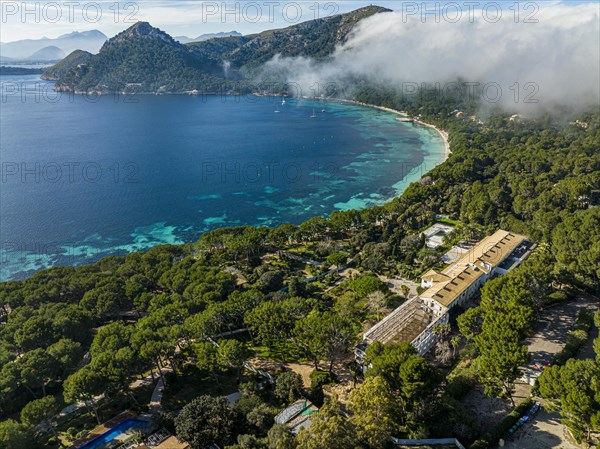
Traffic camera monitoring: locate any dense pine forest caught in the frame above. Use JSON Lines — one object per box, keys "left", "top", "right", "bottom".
{"left": 1, "top": 79, "right": 598, "bottom": 449}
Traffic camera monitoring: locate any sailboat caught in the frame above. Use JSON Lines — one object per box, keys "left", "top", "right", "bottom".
{"left": 310, "top": 108, "right": 317, "bottom": 118}
{"left": 281, "top": 96, "right": 286, "bottom": 106}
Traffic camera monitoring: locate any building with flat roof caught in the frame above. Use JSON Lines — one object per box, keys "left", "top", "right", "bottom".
{"left": 420, "top": 230, "right": 527, "bottom": 310}
{"left": 422, "top": 223, "right": 454, "bottom": 249}
{"left": 359, "top": 230, "right": 529, "bottom": 357}
{"left": 360, "top": 297, "right": 448, "bottom": 357}
{"left": 274, "top": 399, "right": 319, "bottom": 435}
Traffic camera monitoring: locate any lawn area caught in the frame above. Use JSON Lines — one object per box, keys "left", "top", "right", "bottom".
{"left": 250, "top": 341, "right": 307, "bottom": 364}
{"left": 162, "top": 365, "right": 239, "bottom": 412}
{"left": 447, "top": 356, "right": 479, "bottom": 381}
{"left": 437, "top": 217, "right": 461, "bottom": 226}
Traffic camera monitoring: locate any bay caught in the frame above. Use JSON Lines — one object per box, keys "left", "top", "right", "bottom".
{"left": 0, "top": 75, "right": 446, "bottom": 280}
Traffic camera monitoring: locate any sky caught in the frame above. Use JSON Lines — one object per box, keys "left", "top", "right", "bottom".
{"left": 1, "top": 0, "right": 598, "bottom": 42}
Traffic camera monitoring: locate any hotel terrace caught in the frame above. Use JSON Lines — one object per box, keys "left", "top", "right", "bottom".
{"left": 358, "top": 229, "right": 531, "bottom": 358}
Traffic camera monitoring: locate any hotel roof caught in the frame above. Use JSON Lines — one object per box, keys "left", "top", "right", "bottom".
{"left": 421, "top": 230, "right": 527, "bottom": 308}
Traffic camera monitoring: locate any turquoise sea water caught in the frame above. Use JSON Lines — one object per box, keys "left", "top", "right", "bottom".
{"left": 0, "top": 75, "right": 446, "bottom": 280}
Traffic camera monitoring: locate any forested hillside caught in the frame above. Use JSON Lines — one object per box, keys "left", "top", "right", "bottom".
{"left": 1, "top": 76, "right": 598, "bottom": 448}
{"left": 48, "top": 6, "right": 390, "bottom": 94}
{"left": 40, "top": 50, "right": 92, "bottom": 81}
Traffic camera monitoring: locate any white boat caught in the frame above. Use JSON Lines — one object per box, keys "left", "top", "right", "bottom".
{"left": 310, "top": 108, "right": 317, "bottom": 118}
{"left": 281, "top": 96, "right": 286, "bottom": 105}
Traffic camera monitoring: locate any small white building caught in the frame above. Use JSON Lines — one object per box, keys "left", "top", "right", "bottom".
{"left": 421, "top": 223, "right": 454, "bottom": 249}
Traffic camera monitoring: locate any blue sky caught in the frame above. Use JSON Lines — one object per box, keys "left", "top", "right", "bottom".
{"left": 1, "top": 0, "right": 598, "bottom": 42}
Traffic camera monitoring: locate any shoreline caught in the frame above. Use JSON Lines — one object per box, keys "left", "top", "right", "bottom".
{"left": 2, "top": 90, "right": 452, "bottom": 281}
{"left": 330, "top": 98, "right": 451, "bottom": 159}
{"left": 305, "top": 95, "right": 450, "bottom": 211}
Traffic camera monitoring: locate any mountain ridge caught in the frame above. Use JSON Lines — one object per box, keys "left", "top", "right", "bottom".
{"left": 48, "top": 6, "right": 391, "bottom": 94}
{"left": 175, "top": 31, "right": 242, "bottom": 44}
{"left": 27, "top": 45, "right": 65, "bottom": 62}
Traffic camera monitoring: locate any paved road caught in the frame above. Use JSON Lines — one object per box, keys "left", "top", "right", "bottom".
{"left": 503, "top": 408, "right": 581, "bottom": 449}
{"left": 510, "top": 295, "right": 598, "bottom": 449}
{"left": 516, "top": 296, "right": 598, "bottom": 394}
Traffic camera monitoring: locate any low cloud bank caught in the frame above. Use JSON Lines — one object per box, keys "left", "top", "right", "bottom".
{"left": 261, "top": 3, "right": 600, "bottom": 115}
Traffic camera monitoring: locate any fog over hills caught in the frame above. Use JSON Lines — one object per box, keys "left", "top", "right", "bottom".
{"left": 261, "top": 3, "right": 600, "bottom": 114}
{"left": 48, "top": 6, "right": 389, "bottom": 93}
{"left": 41, "top": 3, "right": 599, "bottom": 115}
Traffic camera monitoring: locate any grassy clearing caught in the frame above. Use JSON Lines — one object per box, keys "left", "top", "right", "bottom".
{"left": 249, "top": 342, "right": 307, "bottom": 364}
{"left": 437, "top": 217, "right": 461, "bottom": 227}
{"left": 162, "top": 365, "right": 239, "bottom": 412}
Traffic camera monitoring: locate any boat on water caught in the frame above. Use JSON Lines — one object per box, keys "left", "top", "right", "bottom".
{"left": 281, "top": 96, "right": 286, "bottom": 105}
{"left": 274, "top": 108, "right": 280, "bottom": 113}
{"left": 310, "top": 108, "right": 317, "bottom": 118}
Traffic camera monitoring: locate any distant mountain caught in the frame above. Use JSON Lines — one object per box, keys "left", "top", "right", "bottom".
{"left": 26, "top": 45, "right": 65, "bottom": 62}
{"left": 50, "top": 6, "right": 390, "bottom": 94}
{"left": 42, "top": 50, "right": 93, "bottom": 80}
{"left": 0, "top": 30, "right": 107, "bottom": 61}
{"left": 57, "top": 30, "right": 106, "bottom": 40}
{"left": 175, "top": 31, "right": 242, "bottom": 44}
{"left": 0, "top": 55, "right": 15, "bottom": 64}
{"left": 53, "top": 22, "right": 231, "bottom": 93}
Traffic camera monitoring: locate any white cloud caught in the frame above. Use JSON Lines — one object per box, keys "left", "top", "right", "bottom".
{"left": 261, "top": 1, "right": 600, "bottom": 114}
{"left": 0, "top": 1, "right": 397, "bottom": 42}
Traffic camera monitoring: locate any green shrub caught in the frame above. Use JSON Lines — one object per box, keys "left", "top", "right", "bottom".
{"left": 348, "top": 276, "right": 388, "bottom": 297}
{"left": 309, "top": 370, "right": 335, "bottom": 407}
{"left": 546, "top": 291, "right": 567, "bottom": 304}
{"left": 555, "top": 309, "right": 593, "bottom": 365}
{"left": 256, "top": 271, "right": 283, "bottom": 292}
{"left": 576, "top": 309, "right": 594, "bottom": 331}
{"left": 446, "top": 374, "right": 475, "bottom": 400}
{"left": 310, "top": 370, "right": 334, "bottom": 390}
{"left": 274, "top": 371, "right": 303, "bottom": 404}
{"left": 459, "top": 342, "right": 478, "bottom": 360}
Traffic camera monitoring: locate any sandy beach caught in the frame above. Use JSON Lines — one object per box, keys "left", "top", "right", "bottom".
{"left": 333, "top": 99, "right": 452, "bottom": 159}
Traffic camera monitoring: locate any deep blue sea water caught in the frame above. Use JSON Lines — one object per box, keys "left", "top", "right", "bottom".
{"left": 0, "top": 75, "right": 446, "bottom": 280}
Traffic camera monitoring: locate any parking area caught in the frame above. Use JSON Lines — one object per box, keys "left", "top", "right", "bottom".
{"left": 510, "top": 295, "right": 598, "bottom": 448}
{"left": 503, "top": 408, "right": 581, "bottom": 449}
{"left": 516, "top": 296, "right": 598, "bottom": 395}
